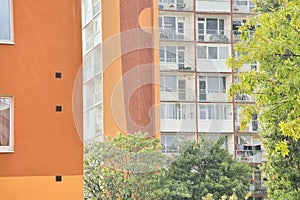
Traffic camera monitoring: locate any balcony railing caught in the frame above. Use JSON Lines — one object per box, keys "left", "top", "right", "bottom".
{"left": 236, "top": 144, "right": 263, "bottom": 163}
{"left": 197, "top": 30, "right": 231, "bottom": 43}
{"left": 233, "top": 30, "right": 255, "bottom": 42}
{"left": 234, "top": 94, "right": 254, "bottom": 102}
{"left": 161, "top": 88, "right": 195, "bottom": 101}
{"left": 159, "top": 0, "right": 193, "bottom": 11}
{"left": 160, "top": 58, "right": 195, "bottom": 71}
{"left": 159, "top": 28, "right": 194, "bottom": 41}
{"left": 232, "top": 0, "right": 255, "bottom": 13}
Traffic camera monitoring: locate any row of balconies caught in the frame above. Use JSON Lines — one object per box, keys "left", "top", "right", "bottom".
{"left": 158, "top": 0, "right": 255, "bottom": 13}
{"left": 159, "top": 29, "right": 251, "bottom": 42}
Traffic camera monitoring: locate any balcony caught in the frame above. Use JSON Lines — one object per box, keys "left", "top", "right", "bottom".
{"left": 233, "top": 30, "right": 255, "bottom": 42}
{"left": 159, "top": 28, "right": 194, "bottom": 41}
{"left": 196, "top": 0, "right": 230, "bottom": 12}
{"left": 232, "top": 0, "right": 255, "bottom": 13}
{"left": 161, "top": 88, "right": 195, "bottom": 101}
{"left": 236, "top": 144, "right": 263, "bottom": 163}
{"left": 160, "top": 58, "right": 194, "bottom": 71}
{"left": 234, "top": 94, "right": 254, "bottom": 102}
{"left": 158, "top": 0, "right": 193, "bottom": 11}
{"left": 198, "top": 30, "right": 231, "bottom": 43}
{"left": 236, "top": 123, "right": 258, "bottom": 132}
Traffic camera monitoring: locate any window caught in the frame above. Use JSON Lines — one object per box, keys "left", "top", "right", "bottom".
{"left": 219, "top": 47, "right": 229, "bottom": 59}
{"left": 198, "top": 104, "right": 231, "bottom": 120}
{"left": 197, "top": 18, "right": 225, "bottom": 38}
{"left": 197, "top": 46, "right": 229, "bottom": 60}
{"left": 160, "top": 46, "right": 185, "bottom": 63}
{"left": 160, "top": 75, "right": 177, "bottom": 92}
{"left": 161, "top": 103, "right": 195, "bottom": 120}
{"left": 0, "top": 0, "right": 13, "bottom": 43}
{"left": 207, "top": 77, "right": 226, "bottom": 93}
{"left": 208, "top": 47, "right": 217, "bottom": 59}
{"left": 0, "top": 97, "right": 13, "bottom": 152}
{"left": 161, "top": 134, "right": 193, "bottom": 153}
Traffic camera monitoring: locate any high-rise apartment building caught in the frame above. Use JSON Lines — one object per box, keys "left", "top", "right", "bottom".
{"left": 0, "top": 0, "right": 83, "bottom": 199}
{"left": 82, "top": 0, "right": 160, "bottom": 141}
{"left": 158, "top": 0, "right": 266, "bottom": 199}
{"left": 82, "top": 0, "right": 266, "bottom": 199}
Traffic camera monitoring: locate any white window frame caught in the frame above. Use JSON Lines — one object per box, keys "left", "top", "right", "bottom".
{"left": 199, "top": 76, "right": 227, "bottom": 95}
{"left": 197, "top": 45, "right": 229, "bottom": 60}
{"left": 0, "top": 0, "right": 14, "bottom": 44}
{"left": 160, "top": 75, "right": 177, "bottom": 93}
{"left": 198, "top": 104, "right": 231, "bottom": 120}
{"left": 0, "top": 96, "right": 14, "bottom": 152}
{"left": 160, "top": 45, "right": 185, "bottom": 63}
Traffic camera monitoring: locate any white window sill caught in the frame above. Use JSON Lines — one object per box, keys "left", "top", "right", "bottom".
{"left": 0, "top": 40, "right": 15, "bottom": 45}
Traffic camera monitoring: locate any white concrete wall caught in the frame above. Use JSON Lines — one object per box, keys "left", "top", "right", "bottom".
{"left": 196, "top": 0, "right": 230, "bottom": 12}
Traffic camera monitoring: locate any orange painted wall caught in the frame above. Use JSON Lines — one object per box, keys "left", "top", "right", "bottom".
{"left": 102, "top": 0, "right": 160, "bottom": 138}
{"left": 0, "top": 0, "right": 83, "bottom": 179}
{"left": 0, "top": 175, "right": 83, "bottom": 200}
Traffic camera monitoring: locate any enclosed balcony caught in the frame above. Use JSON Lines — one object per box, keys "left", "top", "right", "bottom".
{"left": 159, "top": 28, "right": 194, "bottom": 41}
{"left": 232, "top": 0, "right": 255, "bottom": 13}
{"left": 158, "top": 0, "right": 194, "bottom": 11}
{"left": 196, "top": 44, "right": 232, "bottom": 72}
{"left": 160, "top": 44, "right": 195, "bottom": 71}
{"left": 236, "top": 144, "right": 263, "bottom": 163}
{"left": 197, "top": 17, "right": 231, "bottom": 43}
{"left": 198, "top": 75, "right": 232, "bottom": 102}
{"left": 160, "top": 103, "right": 196, "bottom": 132}
{"left": 198, "top": 104, "right": 233, "bottom": 133}
{"left": 160, "top": 74, "right": 195, "bottom": 101}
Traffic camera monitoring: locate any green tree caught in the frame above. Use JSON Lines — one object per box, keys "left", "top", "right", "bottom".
{"left": 84, "top": 132, "right": 166, "bottom": 200}
{"left": 227, "top": 0, "right": 300, "bottom": 199}
{"left": 158, "top": 138, "right": 252, "bottom": 200}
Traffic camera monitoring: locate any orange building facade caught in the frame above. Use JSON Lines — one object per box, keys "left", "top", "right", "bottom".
{"left": 0, "top": 0, "right": 83, "bottom": 199}
{"left": 82, "top": 0, "right": 160, "bottom": 141}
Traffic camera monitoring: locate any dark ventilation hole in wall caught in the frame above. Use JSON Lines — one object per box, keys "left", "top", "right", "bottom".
{"left": 56, "top": 106, "right": 62, "bottom": 112}
{"left": 55, "top": 72, "right": 62, "bottom": 79}
{"left": 56, "top": 176, "right": 62, "bottom": 182}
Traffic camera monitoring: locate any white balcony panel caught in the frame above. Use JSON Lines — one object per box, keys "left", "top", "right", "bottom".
{"left": 196, "top": 0, "right": 230, "bottom": 12}
{"left": 197, "top": 60, "right": 231, "bottom": 72}
{"left": 161, "top": 120, "right": 196, "bottom": 132}
{"left": 205, "top": 93, "right": 229, "bottom": 102}
{"left": 198, "top": 120, "right": 233, "bottom": 132}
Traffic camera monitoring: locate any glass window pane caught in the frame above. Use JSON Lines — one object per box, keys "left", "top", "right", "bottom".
{"left": 220, "top": 77, "right": 226, "bottom": 92}
{"left": 207, "top": 77, "right": 219, "bottom": 93}
{"left": 219, "top": 47, "right": 229, "bottom": 59}
{"left": 207, "top": 105, "right": 215, "bottom": 119}
{"left": 199, "top": 105, "right": 206, "bottom": 119}
{"left": 163, "top": 17, "right": 176, "bottom": 29}
{"left": 216, "top": 105, "right": 224, "bottom": 120}
{"left": 0, "top": 0, "right": 11, "bottom": 41}
{"left": 160, "top": 46, "right": 165, "bottom": 62}
{"left": 160, "top": 104, "right": 166, "bottom": 119}
{"left": 208, "top": 47, "right": 218, "bottom": 59}
{"left": 159, "top": 17, "right": 162, "bottom": 28}
{"left": 166, "top": 46, "right": 176, "bottom": 62}
{"left": 219, "top": 19, "right": 224, "bottom": 31}
{"left": 206, "top": 18, "right": 217, "bottom": 34}
{"left": 165, "top": 75, "right": 177, "bottom": 92}
{"left": 168, "top": 104, "right": 176, "bottom": 119}
{"left": 0, "top": 98, "right": 10, "bottom": 146}
{"left": 197, "top": 46, "right": 207, "bottom": 59}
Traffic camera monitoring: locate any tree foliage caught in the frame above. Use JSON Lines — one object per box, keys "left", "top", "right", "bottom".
{"left": 84, "top": 132, "right": 165, "bottom": 200}
{"left": 227, "top": 0, "right": 300, "bottom": 199}
{"left": 157, "top": 138, "right": 252, "bottom": 200}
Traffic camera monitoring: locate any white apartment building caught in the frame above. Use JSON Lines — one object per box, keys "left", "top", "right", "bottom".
{"left": 81, "top": 0, "right": 267, "bottom": 199}
{"left": 159, "top": 0, "right": 266, "bottom": 199}
{"left": 82, "top": 0, "right": 103, "bottom": 141}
